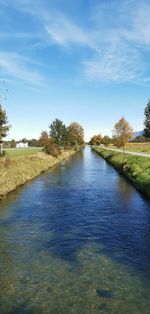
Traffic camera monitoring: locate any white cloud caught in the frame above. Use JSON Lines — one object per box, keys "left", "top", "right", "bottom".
{"left": 45, "top": 17, "right": 93, "bottom": 48}
{"left": 83, "top": 43, "right": 145, "bottom": 82}
{"left": 41, "top": 1, "right": 150, "bottom": 83}
{"left": 1, "top": 0, "right": 150, "bottom": 84}
{"left": 2, "top": 0, "right": 97, "bottom": 49}
{"left": 0, "top": 53, "right": 44, "bottom": 85}
{"left": 122, "top": 2, "right": 150, "bottom": 46}
{"left": 82, "top": 0, "right": 150, "bottom": 83}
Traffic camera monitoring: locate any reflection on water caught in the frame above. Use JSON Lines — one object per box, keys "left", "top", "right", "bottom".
{"left": 0, "top": 148, "right": 150, "bottom": 313}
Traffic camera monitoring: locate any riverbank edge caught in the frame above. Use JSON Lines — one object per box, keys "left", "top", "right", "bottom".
{"left": 0, "top": 149, "right": 80, "bottom": 200}
{"left": 92, "top": 146, "right": 150, "bottom": 199}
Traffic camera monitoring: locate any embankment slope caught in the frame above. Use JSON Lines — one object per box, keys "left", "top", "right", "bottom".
{"left": 93, "top": 147, "right": 150, "bottom": 198}
{"left": 0, "top": 150, "right": 76, "bottom": 199}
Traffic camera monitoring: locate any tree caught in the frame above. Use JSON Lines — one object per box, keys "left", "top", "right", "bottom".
{"left": 39, "top": 130, "right": 61, "bottom": 156}
{"left": 39, "top": 131, "right": 49, "bottom": 148}
{"left": 144, "top": 100, "right": 150, "bottom": 138}
{"left": 89, "top": 134, "right": 102, "bottom": 146}
{"left": 102, "top": 135, "right": 111, "bottom": 146}
{"left": 49, "top": 119, "right": 68, "bottom": 147}
{"left": 21, "top": 138, "right": 28, "bottom": 143}
{"left": 131, "top": 135, "right": 148, "bottom": 143}
{"left": 10, "top": 139, "right": 16, "bottom": 148}
{"left": 113, "top": 117, "right": 133, "bottom": 151}
{"left": 0, "top": 105, "right": 10, "bottom": 154}
{"left": 68, "top": 122, "right": 84, "bottom": 147}
{"left": 44, "top": 141, "right": 61, "bottom": 157}
{"left": 28, "top": 138, "right": 40, "bottom": 147}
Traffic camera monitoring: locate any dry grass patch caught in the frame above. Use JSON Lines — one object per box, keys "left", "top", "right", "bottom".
{"left": 0, "top": 150, "right": 76, "bottom": 199}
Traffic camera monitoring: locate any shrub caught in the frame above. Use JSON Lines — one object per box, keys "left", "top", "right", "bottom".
{"left": 64, "top": 145, "right": 72, "bottom": 150}
{"left": 45, "top": 142, "right": 61, "bottom": 157}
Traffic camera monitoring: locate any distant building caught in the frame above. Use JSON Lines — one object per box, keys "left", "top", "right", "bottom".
{"left": 16, "top": 142, "right": 28, "bottom": 148}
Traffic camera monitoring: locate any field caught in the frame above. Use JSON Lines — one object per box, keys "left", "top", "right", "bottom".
{"left": 93, "top": 146, "right": 150, "bottom": 198}
{"left": 4, "top": 147, "right": 42, "bottom": 158}
{"left": 109, "top": 142, "right": 150, "bottom": 154}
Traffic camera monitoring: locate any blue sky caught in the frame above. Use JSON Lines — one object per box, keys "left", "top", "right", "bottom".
{"left": 0, "top": 0, "right": 150, "bottom": 141}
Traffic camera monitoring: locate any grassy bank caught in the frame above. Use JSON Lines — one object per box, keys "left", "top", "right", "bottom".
{"left": 93, "top": 146, "right": 150, "bottom": 198}
{"left": 0, "top": 149, "right": 76, "bottom": 199}
{"left": 109, "top": 142, "right": 150, "bottom": 154}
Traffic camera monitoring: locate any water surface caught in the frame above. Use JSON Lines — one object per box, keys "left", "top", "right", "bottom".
{"left": 0, "top": 148, "right": 150, "bottom": 313}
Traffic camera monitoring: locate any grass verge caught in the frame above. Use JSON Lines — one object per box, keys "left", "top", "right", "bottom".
{"left": 93, "top": 146, "right": 150, "bottom": 199}
{"left": 109, "top": 142, "right": 150, "bottom": 154}
{"left": 0, "top": 149, "right": 76, "bottom": 199}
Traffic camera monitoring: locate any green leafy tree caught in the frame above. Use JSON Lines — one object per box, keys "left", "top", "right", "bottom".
{"left": 113, "top": 117, "right": 133, "bottom": 151}
{"left": 10, "top": 139, "right": 16, "bottom": 148}
{"left": 144, "top": 100, "right": 150, "bottom": 138}
{"left": 21, "top": 138, "right": 28, "bottom": 143}
{"left": 0, "top": 105, "right": 10, "bottom": 154}
{"left": 68, "top": 122, "right": 84, "bottom": 147}
{"left": 28, "top": 138, "right": 40, "bottom": 147}
{"left": 49, "top": 119, "right": 68, "bottom": 146}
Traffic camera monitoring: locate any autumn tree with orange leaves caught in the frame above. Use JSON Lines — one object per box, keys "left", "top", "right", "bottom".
{"left": 113, "top": 117, "right": 133, "bottom": 151}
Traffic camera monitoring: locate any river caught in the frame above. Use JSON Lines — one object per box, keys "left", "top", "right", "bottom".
{"left": 0, "top": 147, "right": 150, "bottom": 313}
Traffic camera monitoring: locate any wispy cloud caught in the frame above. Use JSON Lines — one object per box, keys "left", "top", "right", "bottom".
{"left": 45, "top": 16, "right": 94, "bottom": 48}
{"left": 0, "top": 53, "right": 45, "bottom": 85}
{"left": 82, "top": 0, "right": 150, "bottom": 83}
{"left": 0, "top": 0, "right": 96, "bottom": 49}
{"left": 0, "top": 0, "right": 150, "bottom": 84}
{"left": 83, "top": 43, "right": 145, "bottom": 82}
{"left": 122, "top": 2, "right": 150, "bottom": 46}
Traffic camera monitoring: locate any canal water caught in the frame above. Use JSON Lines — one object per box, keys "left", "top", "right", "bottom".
{"left": 0, "top": 147, "right": 150, "bottom": 313}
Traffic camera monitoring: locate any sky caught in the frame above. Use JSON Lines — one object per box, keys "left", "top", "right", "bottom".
{"left": 0, "top": 0, "right": 150, "bottom": 141}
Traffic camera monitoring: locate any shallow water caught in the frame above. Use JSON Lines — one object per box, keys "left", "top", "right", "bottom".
{"left": 0, "top": 147, "right": 150, "bottom": 313}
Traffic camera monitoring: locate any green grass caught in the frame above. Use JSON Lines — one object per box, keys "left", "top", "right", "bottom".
{"left": 93, "top": 146, "right": 150, "bottom": 198}
{"left": 4, "top": 147, "right": 42, "bottom": 158}
{"left": 109, "top": 142, "right": 150, "bottom": 154}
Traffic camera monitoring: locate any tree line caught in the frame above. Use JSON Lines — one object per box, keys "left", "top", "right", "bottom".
{"left": 0, "top": 99, "right": 150, "bottom": 155}
{"left": 89, "top": 100, "right": 150, "bottom": 150}
{"left": 39, "top": 119, "right": 84, "bottom": 157}
{"left": 3, "top": 138, "right": 41, "bottom": 149}
{"left": 89, "top": 118, "right": 133, "bottom": 150}
{"left": 0, "top": 104, "right": 84, "bottom": 156}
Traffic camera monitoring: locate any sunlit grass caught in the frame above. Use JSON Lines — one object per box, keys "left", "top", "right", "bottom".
{"left": 0, "top": 150, "right": 75, "bottom": 198}
{"left": 4, "top": 147, "right": 42, "bottom": 158}
{"left": 109, "top": 142, "right": 150, "bottom": 154}
{"left": 93, "top": 147, "right": 150, "bottom": 198}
